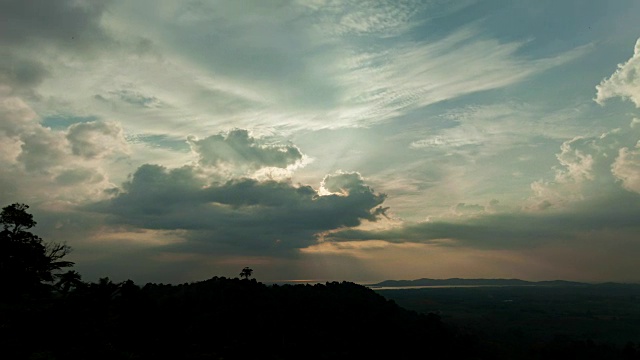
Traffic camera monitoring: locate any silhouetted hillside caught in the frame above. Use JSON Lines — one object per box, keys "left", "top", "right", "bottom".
{"left": 4, "top": 277, "right": 640, "bottom": 359}
{"left": 0, "top": 277, "right": 482, "bottom": 360}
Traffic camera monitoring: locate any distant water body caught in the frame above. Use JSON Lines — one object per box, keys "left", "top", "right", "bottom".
{"left": 367, "top": 284, "right": 543, "bottom": 290}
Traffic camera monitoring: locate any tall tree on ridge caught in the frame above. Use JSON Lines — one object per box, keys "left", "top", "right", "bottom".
{"left": 0, "top": 203, "right": 74, "bottom": 297}
{"left": 240, "top": 267, "right": 253, "bottom": 280}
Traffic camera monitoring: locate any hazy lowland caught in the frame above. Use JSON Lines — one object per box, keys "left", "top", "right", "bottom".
{"left": 3, "top": 203, "right": 640, "bottom": 359}
{"left": 374, "top": 281, "right": 640, "bottom": 359}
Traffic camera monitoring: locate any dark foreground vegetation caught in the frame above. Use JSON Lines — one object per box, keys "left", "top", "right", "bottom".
{"left": 3, "top": 202, "right": 640, "bottom": 359}
{"left": 0, "top": 203, "right": 471, "bottom": 359}
{"left": 378, "top": 285, "right": 640, "bottom": 360}
{"left": 2, "top": 277, "right": 476, "bottom": 360}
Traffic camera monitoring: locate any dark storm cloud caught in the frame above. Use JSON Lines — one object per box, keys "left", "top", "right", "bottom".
{"left": 327, "top": 190, "right": 640, "bottom": 250}
{"left": 88, "top": 164, "right": 387, "bottom": 255}
{"left": 189, "top": 129, "right": 303, "bottom": 170}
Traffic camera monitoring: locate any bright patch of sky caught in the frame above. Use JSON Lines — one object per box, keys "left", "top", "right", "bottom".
{"left": 2, "top": 0, "right": 640, "bottom": 284}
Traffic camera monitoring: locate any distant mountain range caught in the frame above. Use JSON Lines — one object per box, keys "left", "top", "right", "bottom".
{"left": 366, "top": 278, "right": 588, "bottom": 288}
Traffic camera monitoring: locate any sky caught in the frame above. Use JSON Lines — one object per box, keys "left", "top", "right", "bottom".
{"left": 2, "top": 0, "right": 640, "bottom": 284}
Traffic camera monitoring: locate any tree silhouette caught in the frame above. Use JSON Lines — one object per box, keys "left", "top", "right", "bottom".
{"left": 0, "top": 203, "right": 74, "bottom": 297}
{"left": 239, "top": 267, "right": 253, "bottom": 280}
{"left": 55, "top": 270, "right": 85, "bottom": 295}
{"left": 93, "top": 277, "right": 122, "bottom": 299}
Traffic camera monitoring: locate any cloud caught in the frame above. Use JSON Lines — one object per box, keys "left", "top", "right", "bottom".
{"left": 612, "top": 143, "right": 640, "bottom": 193}
{"left": 454, "top": 202, "right": 485, "bottom": 216}
{"left": 0, "top": 0, "right": 114, "bottom": 99}
{"left": 321, "top": 171, "right": 369, "bottom": 195}
{"left": 54, "top": 167, "right": 105, "bottom": 186}
{"left": 409, "top": 103, "right": 586, "bottom": 153}
{"left": 66, "top": 120, "right": 128, "bottom": 159}
{"left": 324, "top": 113, "right": 640, "bottom": 252}
{"left": 17, "top": 127, "right": 70, "bottom": 172}
{"left": 528, "top": 38, "right": 640, "bottom": 209}
{"left": 554, "top": 136, "right": 595, "bottom": 183}
{"left": 0, "top": 97, "right": 71, "bottom": 173}
{"left": 528, "top": 124, "right": 640, "bottom": 209}
{"left": 94, "top": 88, "right": 164, "bottom": 109}
{"left": 188, "top": 129, "right": 304, "bottom": 171}
{"left": 0, "top": 95, "right": 39, "bottom": 137}
{"left": 334, "top": 27, "right": 588, "bottom": 126}
{"left": 326, "top": 190, "right": 640, "bottom": 251}
{"left": 0, "top": 95, "right": 123, "bottom": 204}
{"left": 88, "top": 166, "right": 387, "bottom": 256}
{"left": 0, "top": 54, "right": 49, "bottom": 96}
{"left": 11, "top": 0, "right": 587, "bottom": 140}
{"left": 307, "top": 0, "right": 427, "bottom": 37}
{"left": 0, "top": 0, "right": 111, "bottom": 49}
{"left": 596, "top": 38, "right": 640, "bottom": 107}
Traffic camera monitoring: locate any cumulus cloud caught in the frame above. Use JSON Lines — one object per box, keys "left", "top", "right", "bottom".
{"left": 188, "top": 129, "right": 304, "bottom": 171}
{"left": 0, "top": 94, "right": 124, "bottom": 204}
{"left": 0, "top": 96, "right": 69, "bottom": 172}
{"left": 321, "top": 171, "right": 368, "bottom": 195}
{"left": 0, "top": 95, "right": 39, "bottom": 137}
{"left": 527, "top": 128, "right": 638, "bottom": 209}
{"left": 612, "top": 143, "right": 640, "bottom": 193}
{"left": 17, "top": 127, "right": 70, "bottom": 172}
{"left": 596, "top": 38, "right": 640, "bottom": 107}
{"left": 88, "top": 165, "right": 387, "bottom": 256}
{"left": 67, "top": 120, "right": 128, "bottom": 159}
{"left": 554, "top": 136, "right": 595, "bottom": 183}
{"left": 527, "top": 38, "right": 640, "bottom": 209}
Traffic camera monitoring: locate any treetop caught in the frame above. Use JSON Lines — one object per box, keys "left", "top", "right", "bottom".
{"left": 1, "top": 203, "right": 37, "bottom": 233}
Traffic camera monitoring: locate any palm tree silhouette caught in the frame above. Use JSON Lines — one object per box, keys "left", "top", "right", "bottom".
{"left": 55, "top": 270, "right": 84, "bottom": 294}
